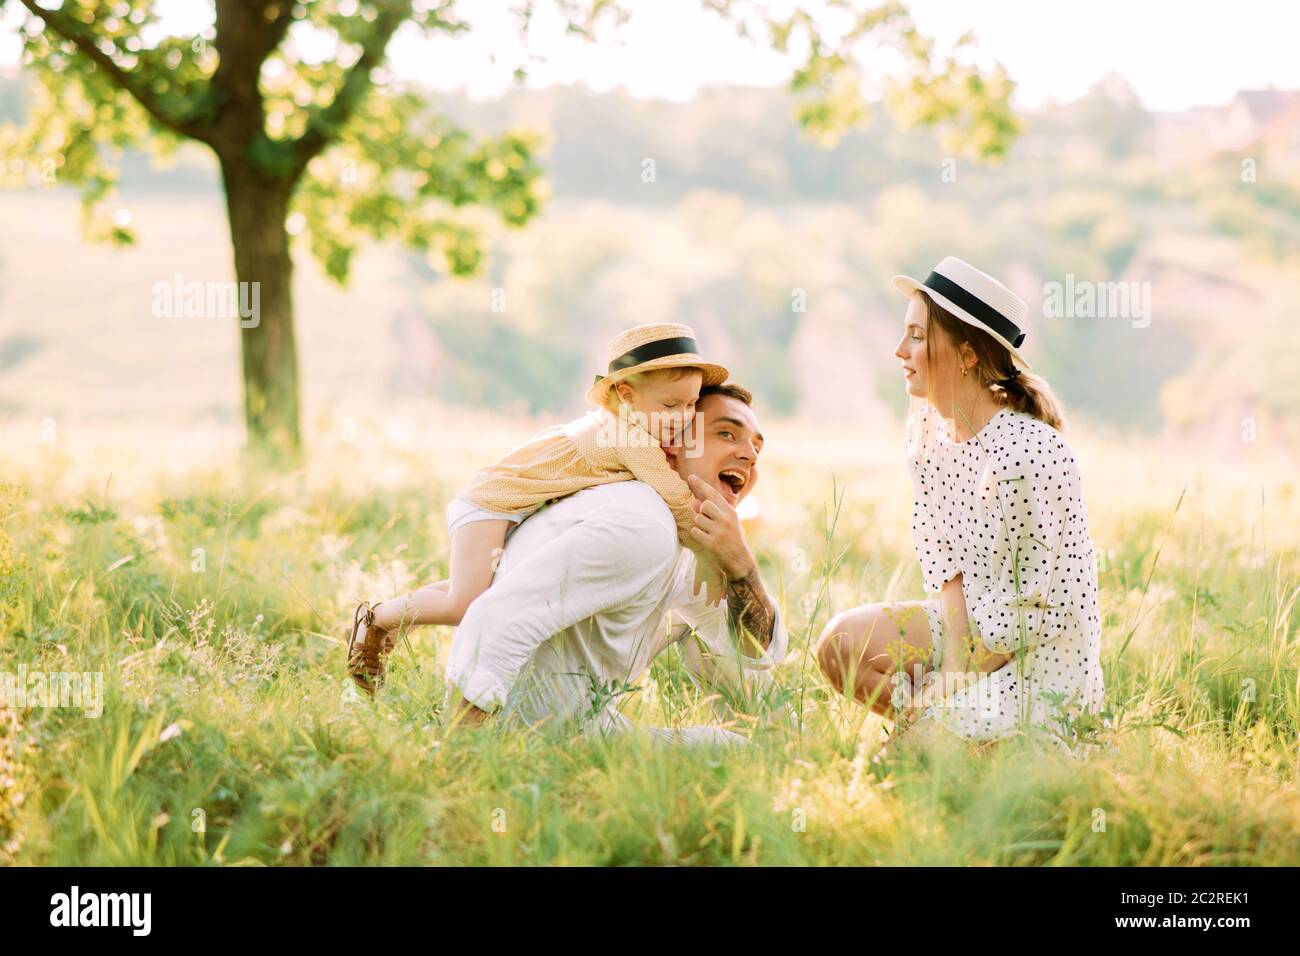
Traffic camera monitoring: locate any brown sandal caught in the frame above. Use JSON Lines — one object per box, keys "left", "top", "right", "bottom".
{"left": 346, "top": 601, "right": 396, "bottom": 695}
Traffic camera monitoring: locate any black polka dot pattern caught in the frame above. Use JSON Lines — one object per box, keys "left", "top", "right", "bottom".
{"left": 905, "top": 403, "right": 1105, "bottom": 743}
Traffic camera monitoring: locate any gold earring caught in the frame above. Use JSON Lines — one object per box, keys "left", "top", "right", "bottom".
{"left": 961, "top": 366, "right": 968, "bottom": 378}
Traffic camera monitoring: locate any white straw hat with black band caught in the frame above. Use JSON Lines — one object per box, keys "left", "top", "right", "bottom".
{"left": 892, "top": 256, "right": 1032, "bottom": 370}
{"left": 586, "top": 323, "right": 729, "bottom": 407}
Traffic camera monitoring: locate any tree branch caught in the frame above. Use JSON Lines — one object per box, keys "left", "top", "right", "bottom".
{"left": 18, "top": 0, "right": 215, "bottom": 144}
{"left": 289, "top": 0, "right": 412, "bottom": 176}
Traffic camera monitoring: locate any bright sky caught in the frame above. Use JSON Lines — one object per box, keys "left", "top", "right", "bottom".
{"left": 2, "top": 0, "right": 1297, "bottom": 111}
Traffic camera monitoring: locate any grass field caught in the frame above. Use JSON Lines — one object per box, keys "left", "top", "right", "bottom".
{"left": 2, "top": 411, "right": 1298, "bottom": 866}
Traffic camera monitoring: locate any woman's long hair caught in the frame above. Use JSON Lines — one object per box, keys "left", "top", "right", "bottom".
{"left": 919, "top": 290, "right": 1067, "bottom": 432}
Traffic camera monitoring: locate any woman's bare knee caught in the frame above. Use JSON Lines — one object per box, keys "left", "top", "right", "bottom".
{"left": 816, "top": 602, "right": 937, "bottom": 711}
{"left": 816, "top": 608, "right": 884, "bottom": 693}
{"left": 814, "top": 612, "right": 852, "bottom": 688}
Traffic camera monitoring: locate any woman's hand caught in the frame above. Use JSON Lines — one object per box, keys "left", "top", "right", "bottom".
{"left": 900, "top": 672, "right": 950, "bottom": 725}
{"left": 898, "top": 693, "right": 928, "bottom": 728}
{"left": 887, "top": 715, "right": 949, "bottom": 755}
{"left": 938, "top": 574, "right": 1012, "bottom": 676}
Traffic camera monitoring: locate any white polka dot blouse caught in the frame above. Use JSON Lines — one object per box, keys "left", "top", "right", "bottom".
{"left": 906, "top": 401, "right": 1106, "bottom": 746}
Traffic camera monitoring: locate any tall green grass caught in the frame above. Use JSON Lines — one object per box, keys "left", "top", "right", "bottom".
{"left": 1, "top": 421, "right": 1298, "bottom": 866}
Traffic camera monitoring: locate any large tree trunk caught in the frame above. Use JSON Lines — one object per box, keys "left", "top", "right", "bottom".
{"left": 220, "top": 156, "right": 301, "bottom": 463}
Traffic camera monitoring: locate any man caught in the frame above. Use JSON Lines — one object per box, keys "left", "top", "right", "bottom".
{"left": 444, "top": 382, "right": 785, "bottom": 744}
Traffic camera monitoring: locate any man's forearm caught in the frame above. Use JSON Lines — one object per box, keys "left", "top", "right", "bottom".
{"left": 724, "top": 567, "right": 776, "bottom": 654}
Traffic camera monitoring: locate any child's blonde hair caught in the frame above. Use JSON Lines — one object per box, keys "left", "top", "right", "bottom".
{"left": 602, "top": 365, "right": 702, "bottom": 411}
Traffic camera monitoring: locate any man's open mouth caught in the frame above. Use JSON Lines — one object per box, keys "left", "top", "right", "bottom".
{"left": 719, "top": 468, "right": 747, "bottom": 497}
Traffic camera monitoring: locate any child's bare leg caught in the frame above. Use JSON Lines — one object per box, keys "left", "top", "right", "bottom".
{"left": 371, "top": 579, "right": 448, "bottom": 632}
{"left": 371, "top": 520, "right": 509, "bottom": 630}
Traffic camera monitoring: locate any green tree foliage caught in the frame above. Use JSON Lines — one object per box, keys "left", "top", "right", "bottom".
{"left": 1, "top": 0, "right": 1019, "bottom": 458}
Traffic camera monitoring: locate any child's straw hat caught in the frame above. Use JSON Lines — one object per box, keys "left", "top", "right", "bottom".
{"left": 586, "top": 323, "right": 729, "bottom": 407}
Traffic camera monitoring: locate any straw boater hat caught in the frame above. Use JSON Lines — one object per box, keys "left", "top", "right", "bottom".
{"left": 585, "top": 323, "right": 729, "bottom": 407}
{"left": 892, "top": 256, "right": 1033, "bottom": 370}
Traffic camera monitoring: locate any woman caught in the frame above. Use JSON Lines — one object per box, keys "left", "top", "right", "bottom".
{"left": 815, "top": 257, "right": 1105, "bottom": 753}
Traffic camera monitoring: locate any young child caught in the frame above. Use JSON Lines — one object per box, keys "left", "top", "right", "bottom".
{"left": 346, "top": 322, "right": 729, "bottom": 693}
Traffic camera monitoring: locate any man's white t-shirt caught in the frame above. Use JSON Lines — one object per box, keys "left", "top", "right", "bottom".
{"left": 445, "top": 481, "right": 787, "bottom": 739}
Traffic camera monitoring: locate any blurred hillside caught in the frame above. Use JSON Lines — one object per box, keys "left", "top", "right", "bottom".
{"left": 2, "top": 73, "right": 1298, "bottom": 449}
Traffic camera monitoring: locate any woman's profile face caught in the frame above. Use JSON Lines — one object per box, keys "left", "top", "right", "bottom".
{"left": 894, "top": 295, "right": 963, "bottom": 406}
{"left": 895, "top": 296, "right": 936, "bottom": 399}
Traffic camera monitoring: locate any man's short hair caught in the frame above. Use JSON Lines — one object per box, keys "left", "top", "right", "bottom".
{"left": 699, "top": 382, "right": 753, "bottom": 406}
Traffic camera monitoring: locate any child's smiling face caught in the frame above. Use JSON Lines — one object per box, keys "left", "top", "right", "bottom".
{"left": 615, "top": 368, "right": 703, "bottom": 444}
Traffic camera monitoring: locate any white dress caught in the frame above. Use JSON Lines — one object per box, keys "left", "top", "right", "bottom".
{"left": 906, "top": 402, "right": 1106, "bottom": 750}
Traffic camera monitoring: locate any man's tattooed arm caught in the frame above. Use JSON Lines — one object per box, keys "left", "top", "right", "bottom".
{"left": 725, "top": 567, "right": 776, "bottom": 655}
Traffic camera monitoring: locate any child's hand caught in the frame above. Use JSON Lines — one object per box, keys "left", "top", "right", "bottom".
{"left": 689, "top": 548, "right": 726, "bottom": 607}
{"left": 703, "top": 573, "right": 725, "bottom": 608}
